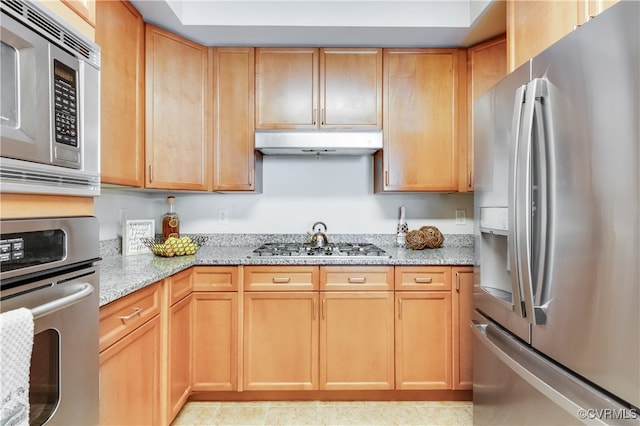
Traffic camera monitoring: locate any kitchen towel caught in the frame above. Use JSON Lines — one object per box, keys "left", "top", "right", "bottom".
{"left": 0, "top": 308, "right": 34, "bottom": 426}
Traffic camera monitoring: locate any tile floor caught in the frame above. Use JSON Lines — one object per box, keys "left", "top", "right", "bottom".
{"left": 171, "top": 400, "right": 473, "bottom": 426}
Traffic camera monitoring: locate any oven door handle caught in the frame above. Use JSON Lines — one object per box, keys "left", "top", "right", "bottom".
{"left": 31, "top": 283, "right": 94, "bottom": 320}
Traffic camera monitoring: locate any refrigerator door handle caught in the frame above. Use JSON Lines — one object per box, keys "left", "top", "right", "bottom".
{"left": 515, "top": 79, "right": 539, "bottom": 325}
{"left": 531, "top": 78, "right": 550, "bottom": 324}
{"left": 508, "top": 84, "right": 528, "bottom": 318}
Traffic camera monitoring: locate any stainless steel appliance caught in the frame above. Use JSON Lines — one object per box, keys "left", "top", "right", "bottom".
{"left": 1, "top": 217, "right": 100, "bottom": 425}
{"left": 472, "top": 2, "right": 639, "bottom": 424}
{"left": 0, "top": 0, "right": 100, "bottom": 196}
{"left": 251, "top": 242, "right": 390, "bottom": 259}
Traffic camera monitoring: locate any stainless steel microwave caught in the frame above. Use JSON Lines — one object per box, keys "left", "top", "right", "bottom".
{"left": 0, "top": 0, "right": 100, "bottom": 196}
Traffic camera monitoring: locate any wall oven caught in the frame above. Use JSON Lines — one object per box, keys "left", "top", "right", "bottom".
{"left": 0, "top": 0, "right": 100, "bottom": 196}
{"left": 0, "top": 216, "right": 100, "bottom": 425}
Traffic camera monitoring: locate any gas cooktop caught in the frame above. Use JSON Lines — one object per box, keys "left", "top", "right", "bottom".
{"left": 251, "top": 242, "right": 390, "bottom": 259}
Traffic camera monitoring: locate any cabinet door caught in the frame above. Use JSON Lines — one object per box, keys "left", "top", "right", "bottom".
{"left": 243, "top": 292, "right": 319, "bottom": 390}
{"left": 167, "top": 295, "right": 192, "bottom": 423}
{"left": 145, "top": 24, "right": 210, "bottom": 190}
{"left": 464, "top": 35, "right": 507, "bottom": 192}
{"left": 507, "top": 1, "right": 579, "bottom": 71}
{"left": 255, "top": 48, "right": 318, "bottom": 129}
{"left": 395, "top": 291, "right": 452, "bottom": 389}
{"left": 320, "top": 291, "right": 394, "bottom": 390}
{"left": 377, "top": 49, "right": 461, "bottom": 192}
{"left": 320, "top": 48, "right": 382, "bottom": 129}
{"left": 99, "top": 316, "right": 161, "bottom": 426}
{"left": 452, "top": 267, "right": 474, "bottom": 390}
{"left": 192, "top": 292, "right": 238, "bottom": 391}
{"left": 96, "top": 0, "right": 144, "bottom": 187}
{"left": 213, "top": 47, "right": 260, "bottom": 191}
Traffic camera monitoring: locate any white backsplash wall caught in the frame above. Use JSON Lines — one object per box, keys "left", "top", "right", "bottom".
{"left": 95, "top": 156, "right": 474, "bottom": 241}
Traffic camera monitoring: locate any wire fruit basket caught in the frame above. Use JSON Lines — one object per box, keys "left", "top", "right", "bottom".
{"left": 141, "top": 235, "right": 208, "bottom": 257}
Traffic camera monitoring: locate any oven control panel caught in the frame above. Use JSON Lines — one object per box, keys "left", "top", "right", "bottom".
{"left": 0, "top": 238, "right": 24, "bottom": 262}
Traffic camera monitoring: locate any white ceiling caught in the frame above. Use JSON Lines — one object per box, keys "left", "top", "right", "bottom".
{"left": 129, "top": 0, "right": 506, "bottom": 48}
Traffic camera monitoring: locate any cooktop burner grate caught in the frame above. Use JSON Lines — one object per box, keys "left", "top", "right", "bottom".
{"left": 251, "top": 242, "right": 390, "bottom": 258}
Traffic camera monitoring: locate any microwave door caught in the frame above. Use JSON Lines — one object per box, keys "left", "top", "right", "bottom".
{"left": 0, "top": 14, "right": 82, "bottom": 169}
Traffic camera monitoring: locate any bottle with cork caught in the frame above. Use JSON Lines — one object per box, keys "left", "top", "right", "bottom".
{"left": 162, "top": 195, "right": 180, "bottom": 240}
{"left": 396, "top": 206, "right": 408, "bottom": 248}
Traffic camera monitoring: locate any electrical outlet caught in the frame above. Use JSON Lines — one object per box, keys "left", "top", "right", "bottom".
{"left": 118, "top": 208, "right": 127, "bottom": 227}
{"left": 455, "top": 209, "right": 466, "bottom": 225}
{"left": 217, "top": 208, "right": 229, "bottom": 225}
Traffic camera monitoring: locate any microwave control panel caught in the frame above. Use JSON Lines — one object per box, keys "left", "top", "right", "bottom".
{"left": 53, "top": 59, "right": 78, "bottom": 148}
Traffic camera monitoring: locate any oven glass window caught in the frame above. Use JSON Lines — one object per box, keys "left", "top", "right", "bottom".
{"left": 1, "top": 41, "right": 19, "bottom": 128}
{"left": 30, "top": 329, "right": 60, "bottom": 425}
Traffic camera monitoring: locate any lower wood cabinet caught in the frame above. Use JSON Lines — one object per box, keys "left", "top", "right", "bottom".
{"left": 320, "top": 291, "right": 395, "bottom": 390}
{"left": 243, "top": 290, "right": 319, "bottom": 390}
{"left": 452, "top": 266, "right": 474, "bottom": 390}
{"left": 192, "top": 266, "right": 239, "bottom": 391}
{"left": 395, "top": 291, "right": 452, "bottom": 389}
{"left": 99, "top": 283, "right": 162, "bottom": 426}
{"left": 165, "top": 273, "right": 192, "bottom": 424}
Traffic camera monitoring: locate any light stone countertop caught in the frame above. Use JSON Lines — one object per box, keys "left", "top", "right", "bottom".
{"left": 98, "top": 235, "right": 474, "bottom": 307}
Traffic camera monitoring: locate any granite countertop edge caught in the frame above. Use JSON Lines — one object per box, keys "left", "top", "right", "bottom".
{"left": 98, "top": 244, "right": 474, "bottom": 307}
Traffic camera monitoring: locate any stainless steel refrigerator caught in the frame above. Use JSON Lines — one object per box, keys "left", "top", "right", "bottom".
{"left": 472, "top": 2, "right": 639, "bottom": 424}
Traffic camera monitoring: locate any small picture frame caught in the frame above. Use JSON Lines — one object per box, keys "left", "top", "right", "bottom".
{"left": 123, "top": 219, "right": 155, "bottom": 256}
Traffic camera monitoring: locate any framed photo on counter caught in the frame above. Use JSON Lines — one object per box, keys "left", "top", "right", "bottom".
{"left": 123, "top": 219, "right": 154, "bottom": 256}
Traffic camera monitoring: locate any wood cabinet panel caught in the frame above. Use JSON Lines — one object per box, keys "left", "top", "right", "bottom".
{"left": 463, "top": 35, "right": 507, "bottom": 192}
{"left": 255, "top": 48, "right": 318, "bottom": 129}
{"left": 452, "top": 267, "right": 474, "bottom": 390}
{"left": 212, "top": 47, "right": 261, "bottom": 191}
{"left": 145, "top": 24, "right": 210, "bottom": 190}
{"left": 244, "top": 265, "right": 319, "bottom": 291}
{"left": 167, "top": 294, "right": 192, "bottom": 423}
{"left": 507, "top": 1, "right": 579, "bottom": 72}
{"left": 96, "top": 0, "right": 144, "bottom": 187}
{"left": 320, "top": 48, "right": 382, "bottom": 128}
{"left": 243, "top": 292, "right": 319, "bottom": 390}
{"left": 320, "top": 266, "right": 393, "bottom": 291}
{"left": 99, "top": 283, "right": 160, "bottom": 352}
{"left": 319, "top": 291, "right": 395, "bottom": 390}
{"left": 377, "top": 49, "right": 462, "bottom": 192}
{"left": 192, "top": 266, "right": 238, "bottom": 292}
{"left": 169, "top": 268, "right": 192, "bottom": 305}
{"left": 99, "top": 315, "right": 161, "bottom": 426}
{"left": 192, "top": 292, "right": 238, "bottom": 391}
{"left": 395, "top": 291, "right": 453, "bottom": 389}
{"left": 395, "top": 266, "right": 452, "bottom": 291}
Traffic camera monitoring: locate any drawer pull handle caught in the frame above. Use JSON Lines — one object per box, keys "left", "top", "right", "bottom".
{"left": 348, "top": 277, "right": 366, "bottom": 284}
{"left": 272, "top": 277, "right": 291, "bottom": 283}
{"left": 118, "top": 307, "right": 143, "bottom": 322}
{"left": 414, "top": 277, "right": 433, "bottom": 283}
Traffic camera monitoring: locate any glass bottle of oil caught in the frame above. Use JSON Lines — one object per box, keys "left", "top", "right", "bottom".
{"left": 162, "top": 195, "right": 179, "bottom": 240}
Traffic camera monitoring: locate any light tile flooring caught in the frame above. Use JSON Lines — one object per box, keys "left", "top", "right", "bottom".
{"left": 172, "top": 401, "right": 473, "bottom": 426}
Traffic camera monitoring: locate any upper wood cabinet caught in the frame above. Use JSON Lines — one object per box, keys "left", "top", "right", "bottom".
{"left": 375, "top": 49, "right": 464, "bottom": 192}
{"left": 212, "top": 47, "right": 261, "bottom": 191}
{"left": 255, "top": 48, "right": 382, "bottom": 129}
{"left": 145, "top": 24, "right": 211, "bottom": 190}
{"left": 463, "top": 35, "right": 507, "bottom": 192}
{"left": 507, "top": 0, "right": 617, "bottom": 72}
{"left": 96, "top": 0, "right": 145, "bottom": 187}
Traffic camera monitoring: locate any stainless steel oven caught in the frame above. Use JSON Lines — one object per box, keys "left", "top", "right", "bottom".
{"left": 0, "top": 0, "right": 100, "bottom": 196}
{"left": 0, "top": 217, "right": 100, "bottom": 425}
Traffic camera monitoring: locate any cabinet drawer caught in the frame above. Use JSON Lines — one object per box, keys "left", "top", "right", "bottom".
{"left": 320, "top": 266, "right": 393, "bottom": 291}
{"left": 169, "top": 269, "right": 192, "bottom": 305}
{"left": 395, "top": 266, "right": 451, "bottom": 291}
{"left": 192, "top": 266, "right": 238, "bottom": 292}
{"left": 99, "top": 282, "right": 161, "bottom": 352}
{"left": 244, "top": 266, "right": 319, "bottom": 291}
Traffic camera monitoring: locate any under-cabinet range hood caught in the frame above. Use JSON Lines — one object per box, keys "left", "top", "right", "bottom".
{"left": 255, "top": 130, "right": 383, "bottom": 155}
